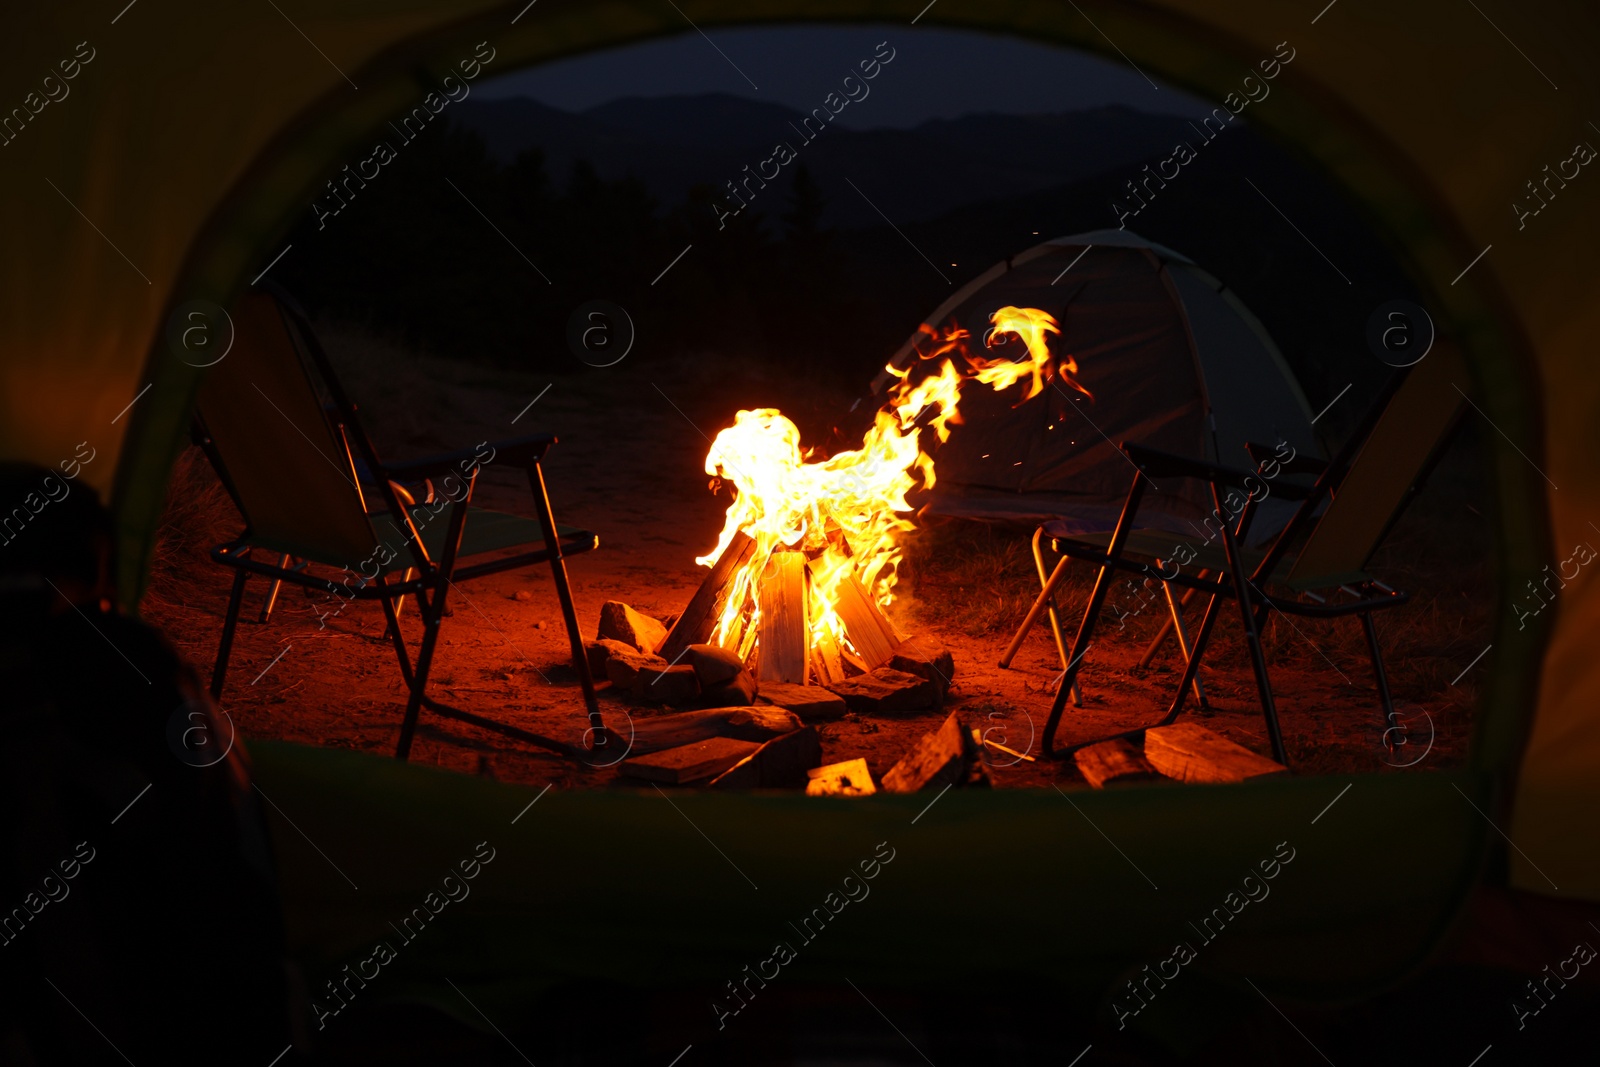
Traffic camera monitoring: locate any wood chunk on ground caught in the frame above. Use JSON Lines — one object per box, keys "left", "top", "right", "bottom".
{"left": 1074, "top": 738, "right": 1164, "bottom": 788}
{"left": 806, "top": 758, "right": 876, "bottom": 797}
{"left": 685, "top": 643, "right": 744, "bottom": 687}
{"left": 596, "top": 601, "right": 668, "bottom": 654}
{"left": 697, "top": 670, "right": 757, "bottom": 708}
{"left": 709, "top": 727, "right": 822, "bottom": 789}
{"left": 889, "top": 636, "right": 955, "bottom": 706}
{"left": 1143, "top": 723, "right": 1288, "bottom": 784}
{"left": 633, "top": 663, "right": 701, "bottom": 705}
{"left": 881, "top": 712, "right": 984, "bottom": 793}
{"left": 604, "top": 648, "right": 668, "bottom": 689}
{"left": 623, "top": 706, "right": 804, "bottom": 755}
{"left": 619, "top": 737, "right": 761, "bottom": 784}
{"left": 757, "top": 682, "right": 848, "bottom": 722}
{"left": 826, "top": 668, "right": 936, "bottom": 714}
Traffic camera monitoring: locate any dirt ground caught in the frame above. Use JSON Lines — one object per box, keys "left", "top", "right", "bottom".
{"left": 143, "top": 325, "right": 1490, "bottom": 790}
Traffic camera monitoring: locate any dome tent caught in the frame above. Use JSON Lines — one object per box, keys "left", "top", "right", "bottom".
{"left": 874, "top": 230, "right": 1322, "bottom": 540}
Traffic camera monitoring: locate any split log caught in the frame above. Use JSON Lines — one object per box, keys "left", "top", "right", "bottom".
{"left": 621, "top": 705, "right": 803, "bottom": 756}
{"left": 889, "top": 635, "right": 955, "bottom": 706}
{"left": 757, "top": 550, "right": 809, "bottom": 685}
{"left": 805, "top": 758, "right": 876, "bottom": 797}
{"left": 810, "top": 627, "right": 847, "bottom": 686}
{"left": 757, "top": 682, "right": 848, "bottom": 722}
{"left": 1074, "top": 739, "right": 1163, "bottom": 789}
{"left": 829, "top": 573, "right": 900, "bottom": 669}
{"left": 827, "top": 667, "right": 936, "bottom": 714}
{"left": 659, "top": 531, "right": 757, "bottom": 661}
{"left": 1143, "top": 723, "right": 1288, "bottom": 784}
{"left": 881, "top": 712, "right": 981, "bottom": 793}
{"left": 620, "top": 737, "right": 762, "bottom": 784}
{"left": 709, "top": 727, "right": 822, "bottom": 789}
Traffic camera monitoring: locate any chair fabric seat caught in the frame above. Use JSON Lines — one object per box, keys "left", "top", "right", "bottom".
{"left": 1049, "top": 527, "right": 1371, "bottom": 591}
{"left": 242, "top": 506, "right": 592, "bottom": 571}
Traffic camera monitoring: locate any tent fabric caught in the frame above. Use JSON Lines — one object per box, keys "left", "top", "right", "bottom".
{"left": 0, "top": 0, "right": 1593, "bottom": 997}
{"left": 251, "top": 740, "right": 1490, "bottom": 1016}
{"left": 877, "top": 233, "right": 1320, "bottom": 542}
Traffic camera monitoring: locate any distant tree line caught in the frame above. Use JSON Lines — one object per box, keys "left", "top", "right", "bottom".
{"left": 277, "top": 118, "right": 879, "bottom": 380}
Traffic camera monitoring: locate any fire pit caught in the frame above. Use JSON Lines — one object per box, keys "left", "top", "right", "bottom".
{"left": 586, "top": 307, "right": 1088, "bottom": 788}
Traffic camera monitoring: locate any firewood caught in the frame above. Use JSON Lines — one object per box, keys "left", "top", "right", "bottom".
{"left": 810, "top": 627, "right": 847, "bottom": 685}
{"left": 659, "top": 531, "right": 756, "bottom": 660}
{"left": 881, "top": 712, "right": 972, "bottom": 793}
{"left": 1074, "top": 739, "right": 1163, "bottom": 789}
{"left": 757, "top": 682, "right": 848, "bottom": 722}
{"left": 596, "top": 602, "right": 668, "bottom": 654}
{"left": 1143, "top": 723, "right": 1288, "bottom": 784}
{"left": 620, "top": 737, "right": 762, "bottom": 784}
{"left": 709, "top": 727, "right": 822, "bottom": 789}
{"left": 826, "top": 668, "right": 936, "bottom": 714}
{"left": 622, "top": 706, "right": 803, "bottom": 755}
{"left": 889, "top": 635, "right": 955, "bottom": 706}
{"left": 829, "top": 573, "right": 900, "bottom": 669}
{"left": 805, "top": 758, "right": 876, "bottom": 796}
{"left": 757, "top": 549, "right": 809, "bottom": 685}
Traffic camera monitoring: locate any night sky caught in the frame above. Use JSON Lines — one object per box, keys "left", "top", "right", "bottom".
{"left": 478, "top": 22, "right": 1211, "bottom": 126}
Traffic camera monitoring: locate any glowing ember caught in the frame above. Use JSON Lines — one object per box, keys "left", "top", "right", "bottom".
{"left": 694, "top": 306, "right": 1087, "bottom": 674}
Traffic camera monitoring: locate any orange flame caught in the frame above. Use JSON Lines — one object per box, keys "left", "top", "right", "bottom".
{"left": 695, "top": 306, "right": 1084, "bottom": 669}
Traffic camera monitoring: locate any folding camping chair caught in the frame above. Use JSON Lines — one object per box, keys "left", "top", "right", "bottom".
{"left": 195, "top": 286, "right": 606, "bottom": 762}
{"left": 1016, "top": 343, "right": 1467, "bottom": 765}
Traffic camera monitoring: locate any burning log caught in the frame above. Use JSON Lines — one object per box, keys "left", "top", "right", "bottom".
{"left": 829, "top": 572, "right": 901, "bottom": 670}
{"left": 758, "top": 550, "right": 810, "bottom": 685}
{"left": 658, "top": 531, "right": 756, "bottom": 661}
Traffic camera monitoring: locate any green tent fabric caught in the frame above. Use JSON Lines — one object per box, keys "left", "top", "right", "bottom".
{"left": 3, "top": 0, "right": 1595, "bottom": 1018}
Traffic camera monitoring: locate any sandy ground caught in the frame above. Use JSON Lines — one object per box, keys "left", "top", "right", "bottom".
{"left": 144, "top": 330, "right": 1481, "bottom": 791}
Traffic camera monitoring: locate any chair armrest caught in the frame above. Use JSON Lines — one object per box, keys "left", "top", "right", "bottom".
{"left": 1122, "top": 442, "right": 1261, "bottom": 489}
{"left": 1245, "top": 440, "right": 1329, "bottom": 477}
{"left": 381, "top": 434, "right": 556, "bottom": 481}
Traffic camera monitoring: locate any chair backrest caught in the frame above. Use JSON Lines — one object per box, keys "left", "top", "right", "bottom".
{"left": 196, "top": 292, "right": 380, "bottom": 567}
{"left": 1283, "top": 343, "right": 1467, "bottom": 590}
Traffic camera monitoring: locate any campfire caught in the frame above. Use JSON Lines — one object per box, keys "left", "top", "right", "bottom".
{"left": 589, "top": 306, "right": 1087, "bottom": 786}
{"left": 665, "top": 305, "right": 1085, "bottom": 682}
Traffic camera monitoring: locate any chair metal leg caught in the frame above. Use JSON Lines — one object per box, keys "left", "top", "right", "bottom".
{"left": 1160, "top": 579, "right": 1208, "bottom": 707}
{"left": 394, "top": 604, "right": 442, "bottom": 761}
{"left": 1002, "top": 541, "right": 1081, "bottom": 704}
{"left": 211, "top": 570, "right": 249, "bottom": 700}
{"left": 1160, "top": 591, "right": 1225, "bottom": 724}
{"left": 257, "top": 554, "right": 290, "bottom": 623}
{"left": 1360, "top": 610, "right": 1399, "bottom": 754}
{"left": 1213, "top": 485, "right": 1288, "bottom": 766}
{"left": 527, "top": 461, "right": 604, "bottom": 743}
{"left": 1138, "top": 571, "right": 1207, "bottom": 668}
